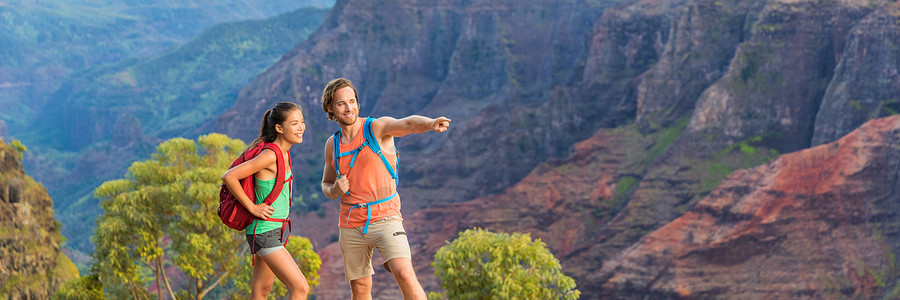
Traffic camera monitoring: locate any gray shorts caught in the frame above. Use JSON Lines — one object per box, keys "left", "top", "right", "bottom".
{"left": 246, "top": 228, "right": 284, "bottom": 256}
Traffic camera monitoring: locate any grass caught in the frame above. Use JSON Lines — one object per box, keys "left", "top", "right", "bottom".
{"left": 641, "top": 117, "right": 690, "bottom": 172}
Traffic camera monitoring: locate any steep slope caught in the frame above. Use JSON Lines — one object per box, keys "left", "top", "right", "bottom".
{"left": 217, "top": 0, "right": 900, "bottom": 298}
{"left": 47, "top": 7, "right": 330, "bottom": 149}
{"left": 810, "top": 4, "right": 900, "bottom": 145}
{"left": 0, "top": 140, "right": 77, "bottom": 298}
{"left": 401, "top": 128, "right": 630, "bottom": 296}
{"left": 1, "top": 0, "right": 333, "bottom": 134}
{"left": 218, "top": 0, "right": 637, "bottom": 214}
{"left": 578, "top": 0, "right": 900, "bottom": 297}
{"left": 597, "top": 114, "right": 900, "bottom": 299}
{"left": 16, "top": 7, "right": 328, "bottom": 257}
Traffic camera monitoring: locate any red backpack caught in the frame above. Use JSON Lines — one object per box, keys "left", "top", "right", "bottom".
{"left": 218, "top": 142, "right": 292, "bottom": 231}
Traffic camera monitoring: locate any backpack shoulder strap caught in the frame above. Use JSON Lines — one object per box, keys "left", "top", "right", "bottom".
{"left": 332, "top": 130, "right": 342, "bottom": 176}
{"left": 260, "top": 143, "right": 285, "bottom": 206}
{"left": 332, "top": 130, "right": 359, "bottom": 196}
{"left": 332, "top": 118, "right": 400, "bottom": 190}
{"left": 333, "top": 126, "right": 371, "bottom": 174}
{"left": 363, "top": 117, "right": 381, "bottom": 154}
{"left": 363, "top": 117, "right": 398, "bottom": 184}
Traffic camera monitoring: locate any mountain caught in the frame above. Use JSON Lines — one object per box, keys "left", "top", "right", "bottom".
{"left": 2, "top": 0, "right": 897, "bottom": 296}
{"left": 216, "top": 0, "right": 900, "bottom": 298}
{"left": 13, "top": 6, "right": 329, "bottom": 258}
{"left": 0, "top": 0, "right": 333, "bottom": 135}
{"left": 217, "top": 0, "right": 622, "bottom": 212}
{"left": 44, "top": 6, "right": 330, "bottom": 150}
{"left": 0, "top": 139, "right": 77, "bottom": 298}
{"left": 597, "top": 114, "right": 900, "bottom": 298}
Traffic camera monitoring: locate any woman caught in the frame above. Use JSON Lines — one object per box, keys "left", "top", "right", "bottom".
{"left": 222, "top": 102, "right": 310, "bottom": 300}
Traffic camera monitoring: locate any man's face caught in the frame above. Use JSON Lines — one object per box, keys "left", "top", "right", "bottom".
{"left": 331, "top": 86, "right": 358, "bottom": 126}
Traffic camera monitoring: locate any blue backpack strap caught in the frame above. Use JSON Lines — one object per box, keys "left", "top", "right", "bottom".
{"left": 334, "top": 117, "right": 402, "bottom": 234}
{"left": 345, "top": 191, "right": 397, "bottom": 234}
{"left": 333, "top": 129, "right": 369, "bottom": 196}
{"left": 332, "top": 130, "right": 341, "bottom": 176}
{"left": 362, "top": 117, "right": 399, "bottom": 186}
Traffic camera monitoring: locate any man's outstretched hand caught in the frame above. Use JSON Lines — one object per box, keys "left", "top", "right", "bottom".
{"left": 432, "top": 117, "right": 451, "bottom": 132}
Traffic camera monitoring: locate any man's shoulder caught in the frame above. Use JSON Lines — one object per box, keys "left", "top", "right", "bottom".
{"left": 367, "top": 116, "right": 397, "bottom": 134}
{"left": 323, "top": 134, "right": 335, "bottom": 149}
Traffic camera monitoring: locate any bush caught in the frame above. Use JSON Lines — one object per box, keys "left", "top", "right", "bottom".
{"left": 431, "top": 228, "right": 580, "bottom": 300}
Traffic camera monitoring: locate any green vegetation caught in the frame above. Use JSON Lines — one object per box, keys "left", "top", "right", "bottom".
{"left": 0, "top": 141, "right": 76, "bottom": 296}
{"left": 38, "top": 6, "right": 329, "bottom": 147}
{"left": 4, "top": 138, "right": 28, "bottom": 159}
{"left": 695, "top": 133, "right": 781, "bottom": 192}
{"left": 293, "top": 194, "right": 327, "bottom": 218}
{"left": 878, "top": 99, "right": 900, "bottom": 117}
{"left": 615, "top": 176, "right": 638, "bottom": 199}
{"left": 1, "top": 0, "right": 329, "bottom": 132}
{"left": 817, "top": 256, "right": 899, "bottom": 300}
{"left": 78, "top": 134, "right": 320, "bottom": 298}
{"left": 757, "top": 24, "right": 781, "bottom": 33}
{"left": 703, "top": 162, "right": 734, "bottom": 191}
{"left": 53, "top": 274, "right": 103, "bottom": 300}
{"left": 576, "top": 121, "right": 689, "bottom": 222}
{"left": 642, "top": 117, "right": 690, "bottom": 172}
{"left": 10, "top": 4, "right": 329, "bottom": 258}
{"left": 812, "top": 223, "right": 900, "bottom": 299}
{"left": 430, "top": 228, "right": 580, "bottom": 300}
{"left": 739, "top": 43, "right": 773, "bottom": 83}
{"left": 52, "top": 251, "right": 81, "bottom": 285}
{"left": 90, "top": 134, "right": 246, "bottom": 298}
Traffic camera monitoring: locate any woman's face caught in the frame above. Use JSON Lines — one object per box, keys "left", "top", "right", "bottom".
{"left": 278, "top": 109, "right": 305, "bottom": 144}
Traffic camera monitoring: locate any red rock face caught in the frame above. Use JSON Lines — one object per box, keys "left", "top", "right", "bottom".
{"left": 218, "top": 0, "right": 900, "bottom": 298}
{"left": 596, "top": 115, "right": 900, "bottom": 299}
{"left": 297, "top": 128, "right": 630, "bottom": 298}
{"left": 218, "top": 0, "right": 632, "bottom": 212}
{"left": 400, "top": 130, "right": 629, "bottom": 294}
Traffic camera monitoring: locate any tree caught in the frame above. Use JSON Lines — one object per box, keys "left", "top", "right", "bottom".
{"left": 5, "top": 138, "right": 27, "bottom": 159}
{"left": 431, "top": 228, "right": 581, "bottom": 300}
{"left": 90, "top": 133, "right": 316, "bottom": 299}
{"left": 52, "top": 274, "right": 103, "bottom": 300}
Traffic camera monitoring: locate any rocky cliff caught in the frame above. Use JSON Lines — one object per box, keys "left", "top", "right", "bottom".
{"left": 217, "top": 0, "right": 625, "bottom": 210}
{"left": 584, "top": 0, "right": 900, "bottom": 296}
{"left": 0, "top": 140, "right": 77, "bottom": 298}
{"left": 218, "top": 0, "right": 900, "bottom": 298}
{"left": 597, "top": 114, "right": 900, "bottom": 299}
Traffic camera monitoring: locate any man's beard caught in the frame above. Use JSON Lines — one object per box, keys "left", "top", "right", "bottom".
{"left": 337, "top": 114, "right": 357, "bottom": 126}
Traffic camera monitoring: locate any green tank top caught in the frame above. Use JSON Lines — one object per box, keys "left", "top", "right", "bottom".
{"left": 245, "top": 169, "right": 292, "bottom": 234}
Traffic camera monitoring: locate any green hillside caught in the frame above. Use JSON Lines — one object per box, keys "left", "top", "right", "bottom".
{"left": 43, "top": 7, "right": 329, "bottom": 147}
{"left": 0, "top": 0, "right": 332, "bottom": 134}
{"left": 12, "top": 7, "right": 328, "bottom": 262}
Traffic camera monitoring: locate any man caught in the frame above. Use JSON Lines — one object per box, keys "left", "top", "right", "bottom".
{"left": 320, "top": 78, "right": 450, "bottom": 300}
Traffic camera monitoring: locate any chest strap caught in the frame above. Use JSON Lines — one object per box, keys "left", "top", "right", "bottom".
{"left": 345, "top": 191, "right": 396, "bottom": 234}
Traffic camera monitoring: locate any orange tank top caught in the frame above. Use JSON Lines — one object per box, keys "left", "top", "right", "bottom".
{"left": 332, "top": 123, "right": 401, "bottom": 228}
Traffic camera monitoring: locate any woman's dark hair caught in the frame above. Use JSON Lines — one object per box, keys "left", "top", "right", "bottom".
{"left": 250, "top": 102, "right": 301, "bottom": 148}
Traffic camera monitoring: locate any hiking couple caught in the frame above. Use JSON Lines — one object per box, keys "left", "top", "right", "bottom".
{"left": 223, "top": 78, "right": 451, "bottom": 299}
